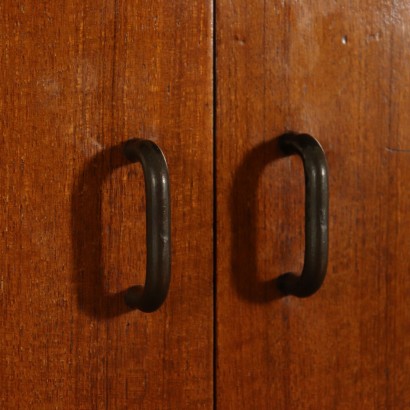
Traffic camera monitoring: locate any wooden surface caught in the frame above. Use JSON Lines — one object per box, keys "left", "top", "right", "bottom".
{"left": 216, "top": 1, "right": 410, "bottom": 409}
{"left": 2, "top": 1, "right": 410, "bottom": 408}
{"left": 0, "top": 1, "right": 213, "bottom": 408}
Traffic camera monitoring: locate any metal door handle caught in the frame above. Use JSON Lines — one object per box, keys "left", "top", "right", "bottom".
{"left": 276, "top": 133, "right": 329, "bottom": 297}
{"left": 123, "top": 139, "right": 171, "bottom": 312}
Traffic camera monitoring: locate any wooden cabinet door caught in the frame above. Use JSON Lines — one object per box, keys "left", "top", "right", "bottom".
{"left": 216, "top": 1, "right": 410, "bottom": 408}
{"left": 3, "top": 1, "right": 410, "bottom": 409}
{"left": 0, "top": 1, "right": 213, "bottom": 408}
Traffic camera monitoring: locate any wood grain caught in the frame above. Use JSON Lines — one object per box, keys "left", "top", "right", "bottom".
{"left": 0, "top": 1, "right": 213, "bottom": 408}
{"left": 216, "top": 0, "right": 410, "bottom": 408}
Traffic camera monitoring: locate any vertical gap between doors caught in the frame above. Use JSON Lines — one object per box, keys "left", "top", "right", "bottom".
{"left": 212, "top": 0, "right": 217, "bottom": 408}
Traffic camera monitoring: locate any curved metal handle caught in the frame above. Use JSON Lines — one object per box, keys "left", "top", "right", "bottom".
{"left": 123, "top": 139, "right": 171, "bottom": 312}
{"left": 277, "top": 133, "right": 329, "bottom": 297}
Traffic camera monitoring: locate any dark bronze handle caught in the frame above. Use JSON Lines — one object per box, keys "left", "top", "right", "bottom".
{"left": 277, "top": 133, "right": 329, "bottom": 297}
{"left": 123, "top": 139, "right": 171, "bottom": 312}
